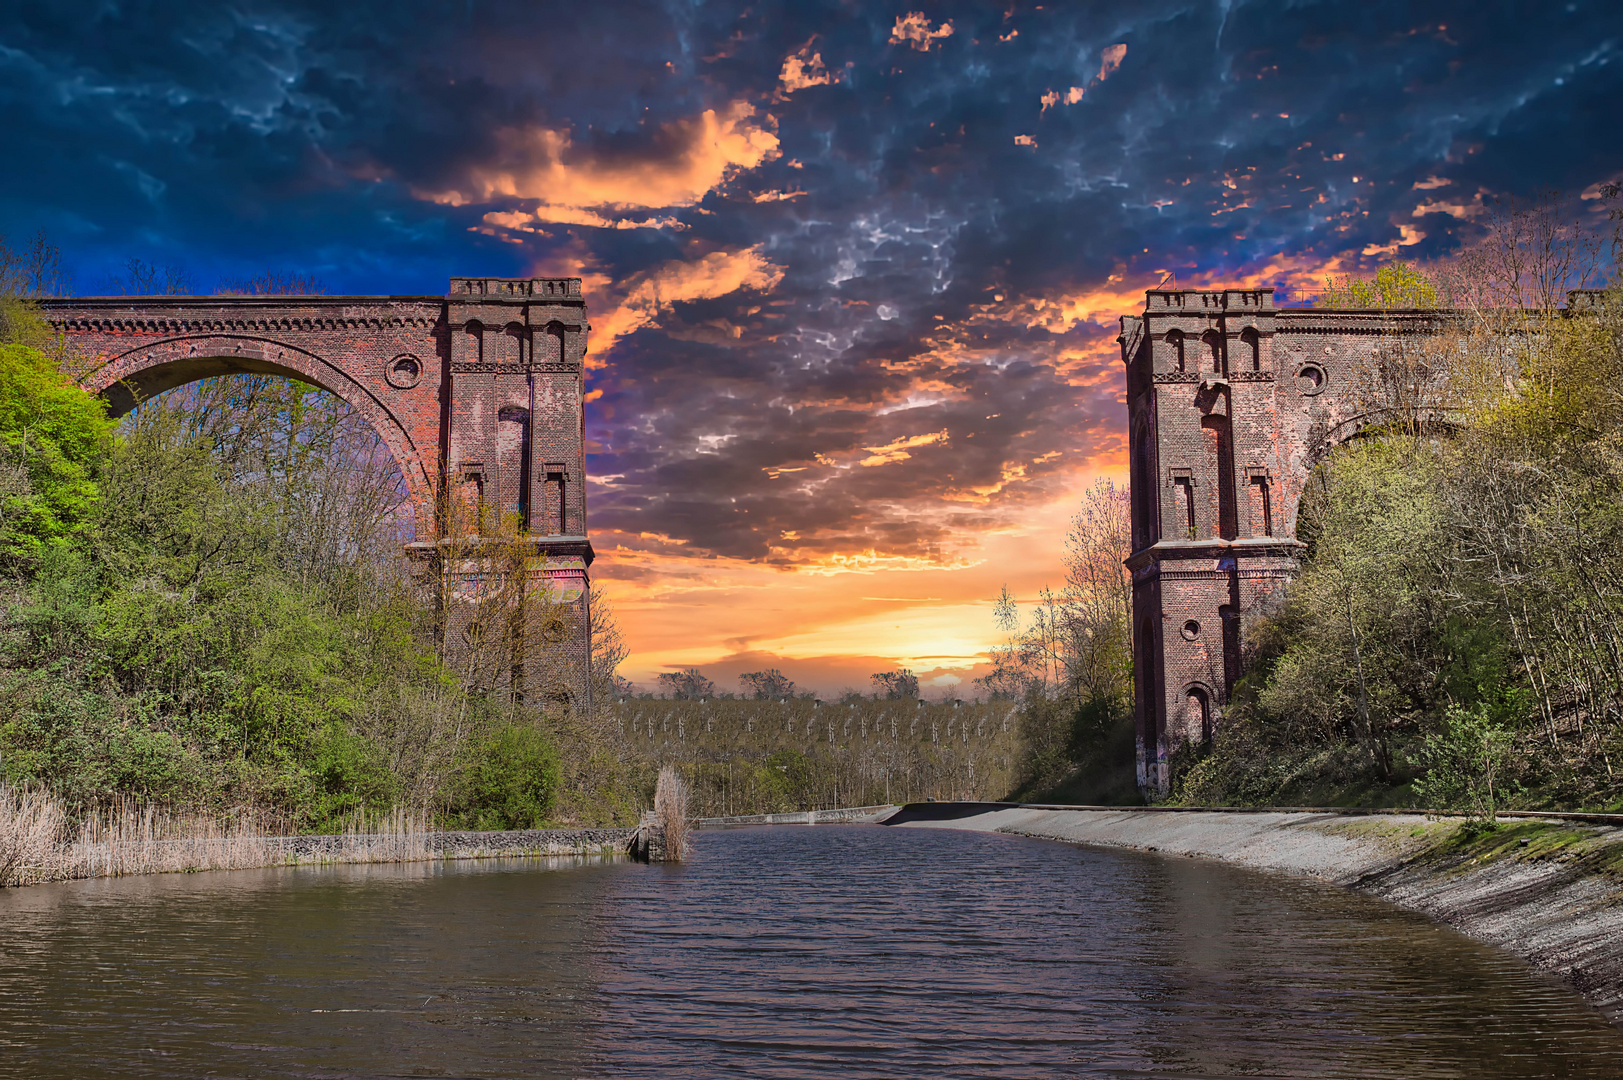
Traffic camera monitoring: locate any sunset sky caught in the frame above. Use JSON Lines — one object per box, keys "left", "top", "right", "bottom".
{"left": 3, "top": 1, "right": 1620, "bottom": 696}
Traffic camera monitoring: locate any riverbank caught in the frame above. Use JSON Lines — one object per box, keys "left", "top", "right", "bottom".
{"left": 696, "top": 805, "right": 896, "bottom": 827}
{"left": 886, "top": 803, "right": 1623, "bottom": 1025}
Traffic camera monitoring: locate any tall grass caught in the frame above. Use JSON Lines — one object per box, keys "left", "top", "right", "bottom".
{"left": 0, "top": 787, "right": 580, "bottom": 889}
{"left": 0, "top": 784, "right": 66, "bottom": 887}
{"left": 654, "top": 765, "right": 690, "bottom": 861}
{"left": 71, "top": 798, "right": 278, "bottom": 879}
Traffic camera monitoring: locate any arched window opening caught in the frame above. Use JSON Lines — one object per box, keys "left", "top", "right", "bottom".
{"left": 497, "top": 405, "right": 531, "bottom": 531}
{"left": 544, "top": 463, "right": 569, "bottom": 536}
{"left": 543, "top": 322, "right": 567, "bottom": 366}
{"left": 1186, "top": 685, "right": 1213, "bottom": 744}
{"left": 1202, "top": 330, "right": 1224, "bottom": 375}
{"left": 1219, "top": 605, "right": 1242, "bottom": 698}
{"left": 1131, "top": 422, "right": 1159, "bottom": 549}
{"left": 503, "top": 322, "right": 527, "bottom": 366}
{"left": 1241, "top": 327, "right": 1261, "bottom": 371}
{"left": 1201, "top": 414, "right": 1237, "bottom": 539}
{"left": 1166, "top": 329, "right": 1186, "bottom": 373}
{"left": 1249, "top": 472, "right": 1274, "bottom": 537}
{"left": 464, "top": 320, "right": 485, "bottom": 365}
{"left": 1137, "top": 616, "right": 1161, "bottom": 747}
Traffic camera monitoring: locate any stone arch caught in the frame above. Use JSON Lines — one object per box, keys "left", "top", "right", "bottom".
{"left": 76, "top": 333, "right": 434, "bottom": 530}
{"left": 1304, "top": 407, "right": 1463, "bottom": 468}
{"left": 1287, "top": 406, "right": 1463, "bottom": 543}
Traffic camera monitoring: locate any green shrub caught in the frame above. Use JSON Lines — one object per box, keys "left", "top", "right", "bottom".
{"left": 451, "top": 724, "right": 561, "bottom": 831}
{"left": 310, "top": 723, "right": 401, "bottom": 828}
{"left": 0, "top": 344, "right": 113, "bottom": 566}
{"left": 1414, "top": 703, "right": 1517, "bottom": 823}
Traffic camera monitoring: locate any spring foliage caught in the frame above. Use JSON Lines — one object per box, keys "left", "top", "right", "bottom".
{"left": 1176, "top": 193, "right": 1623, "bottom": 812}
{"left": 0, "top": 305, "right": 586, "bottom": 828}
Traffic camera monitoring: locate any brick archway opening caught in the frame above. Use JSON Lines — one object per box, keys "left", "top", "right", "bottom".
{"left": 44, "top": 279, "right": 595, "bottom": 705}
{"left": 79, "top": 336, "right": 434, "bottom": 535}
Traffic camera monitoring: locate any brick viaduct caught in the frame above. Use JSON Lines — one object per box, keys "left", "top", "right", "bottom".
{"left": 41, "top": 277, "right": 593, "bottom": 690}
{"left": 1119, "top": 286, "right": 1611, "bottom": 795}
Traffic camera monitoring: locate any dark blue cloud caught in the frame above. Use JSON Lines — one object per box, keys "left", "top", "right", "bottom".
{"left": 2, "top": 0, "right": 1619, "bottom": 561}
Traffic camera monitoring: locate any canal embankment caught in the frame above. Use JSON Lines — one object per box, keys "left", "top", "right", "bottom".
{"left": 885, "top": 802, "right": 1623, "bottom": 1024}
{"left": 696, "top": 804, "right": 896, "bottom": 827}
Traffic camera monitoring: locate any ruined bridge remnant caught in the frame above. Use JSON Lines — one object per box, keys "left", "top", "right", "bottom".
{"left": 1119, "top": 286, "right": 1606, "bottom": 797}
{"left": 41, "top": 277, "right": 593, "bottom": 694}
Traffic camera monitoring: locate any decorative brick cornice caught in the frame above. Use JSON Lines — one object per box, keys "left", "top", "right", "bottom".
{"left": 47, "top": 315, "right": 440, "bottom": 333}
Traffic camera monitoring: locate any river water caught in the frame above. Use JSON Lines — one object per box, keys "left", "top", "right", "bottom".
{"left": 0, "top": 824, "right": 1619, "bottom": 1078}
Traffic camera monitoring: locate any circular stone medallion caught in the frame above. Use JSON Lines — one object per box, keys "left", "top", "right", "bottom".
{"left": 385, "top": 354, "right": 423, "bottom": 389}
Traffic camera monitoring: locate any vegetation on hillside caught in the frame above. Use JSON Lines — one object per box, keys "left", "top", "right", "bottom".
{"left": 0, "top": 237, "right": 632, "bottom": 831}
{"left": 980, "top": 478, "right": 1140, "bottom": 805}
{"left": 1174, "top": 190, "right": 1623, "bottom": 815}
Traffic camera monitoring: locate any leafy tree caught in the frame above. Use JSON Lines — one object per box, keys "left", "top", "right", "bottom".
{"left": 451, "top": 724, "right": 561, "bottom": 830}
{"left": 0, "top": 344, "right": 113, "bottom": 566}
{"left": 1319, "top": 261, "right": 1439, "bottom": 309}
{"left": 870, "top": 669, "right": 919, "bottom": 700}
{"left": 740, "top": 668, "right": 796, "bottom": 699}
{"left": 1414, "top": 703, "right": 1516, "bottom": 823}
{"left": 657, "top": 668, "right": 715, "bottom": 700}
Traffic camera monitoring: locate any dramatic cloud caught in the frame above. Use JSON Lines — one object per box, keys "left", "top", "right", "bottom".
{"left": 428, "top": 103, "right": 780, "bottom": 232}
{"left": 890, "top": 13, "right": 954, "bottom": 51}
{"left": 2, "top": 0, "right": 1619, "bottom": 690}
{"left": 588, "top": 245, "right": 785, "bottom": 359}
{"left": 779, "top": 41, "right": 836, "bottom": 92}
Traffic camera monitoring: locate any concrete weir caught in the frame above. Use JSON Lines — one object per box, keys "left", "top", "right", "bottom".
{"left": 884, "top": 802, "right": 1623, "bottom": 1026}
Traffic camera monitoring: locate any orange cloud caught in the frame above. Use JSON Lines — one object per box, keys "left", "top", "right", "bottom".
{"left": 423, "top": 102, "right": 779, "bottom": 230}
{"left": 858, "top": 429, "right": 949, "bottom": 467}
{"left": 780, "top": 42, "right": 835, "bottom": 91}
{"left": 891, "top": 12, "right": 954, "bottom": 51}
{"left": 1040, "top": 45, "right": 1125, "bottom": 112}
{"left": 589, "top": 246, "right": 785, "bottom": 360}
{"left": 1098, "top": 43, "right": 1127, "bottom": 81}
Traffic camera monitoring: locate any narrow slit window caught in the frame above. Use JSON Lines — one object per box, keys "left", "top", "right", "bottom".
{"left": 1251, "top": 476, "right": 1274, "bottom": 537}
{"left": 1174, "top": 476, "right": 1197, "bottom": 539}
{"left": 545, "top": 468, "right": 567, "bottom": 535}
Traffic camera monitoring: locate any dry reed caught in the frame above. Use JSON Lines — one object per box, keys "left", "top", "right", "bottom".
{"left": 0, "top": 784, "right": 67, "bottom": 887}
{"left": 654, "top": 765, "right": 691, "bottom": 860}
{"left": 0, "top": 789, "right": 455, "bottom": 888}
{"left": 69, "top": 797, "right": 279, "bottom": 879}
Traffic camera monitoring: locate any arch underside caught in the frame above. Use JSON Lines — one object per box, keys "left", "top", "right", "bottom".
{"left": 79, "top": 336, "right": 433, "bottom": 526}
{"left": 1306, "top": 406, "right": 1463, "bottom": 466}
{"left": 98, "top": 354, "right": 325, "bottom": 417}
